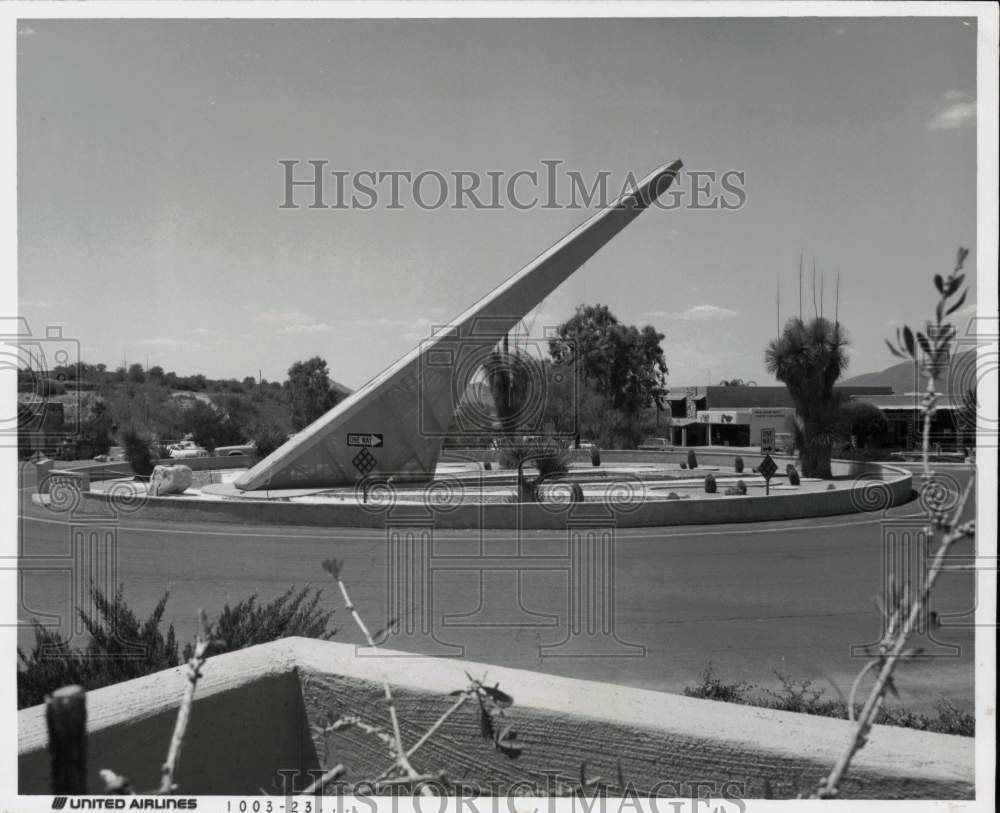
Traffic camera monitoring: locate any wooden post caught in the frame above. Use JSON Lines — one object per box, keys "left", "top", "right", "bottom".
{"left": 46, "top": 685, "right": 87, "bottom": 794}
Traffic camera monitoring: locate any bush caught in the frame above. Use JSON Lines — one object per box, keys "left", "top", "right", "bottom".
{"left": 786, "top": 464, "right": 800, "bottom": 486}
{"left": 724, "top": 487, "right": 738, "bottom": 496}
{"left": 17, "top": 584, "right": 337, "bottom": 709}
{"left": 704, "top": 473, "right": 717, "bottom": 493}
{"left": 734, "top": 456, "right": 744, "bottom": 473}
{"left": 121, "top": 427, "right": 155, "bottom": 477}
{"left": 251, "top": 424, "right": 287, "bottom": 461}
{"left": 687, "top": 449, "right": 698, "bottom": 469}
{"left": 736, "top": 479, "right": 747, "bottom": 495}
{"left": 590, "top": 446, "right": 601, "bottom": 467}
{"left": 679, "top": 461, "right": 687, "bottom": 470}
{"left": 684, "top": 663, "right": 753, "bottom": 704}
{"left": 17, "top": 584, "right": 179, "bottom": 709}
{"left": 185, "top": 586, "right": 336, "bottom": 659}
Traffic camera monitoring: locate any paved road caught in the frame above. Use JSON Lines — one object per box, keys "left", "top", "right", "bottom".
{"left": 15, "top": 464, "right": 976, "bottom": 712}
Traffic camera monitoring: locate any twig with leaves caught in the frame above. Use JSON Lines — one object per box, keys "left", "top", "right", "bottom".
{"left": 814, "top": 248, "right": 977, "bottom": 799}
{"left": 322, "top": 558, "right": 432, "bottom": 794}
{"left": 319, "top": 559, "right": 523, "bottom": 795}
{"left": 99, "top": 609, "right": 212, "bottom": 796}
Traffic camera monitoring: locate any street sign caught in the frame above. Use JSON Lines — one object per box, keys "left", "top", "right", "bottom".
{"left": 758, "top": 453, "right": 777, "bottom": 495}
{"left": 347, "top": 433, "right": 383, "bottom": 448}
{"left": 761, "top": 427, "right": 775, "bottom": 454}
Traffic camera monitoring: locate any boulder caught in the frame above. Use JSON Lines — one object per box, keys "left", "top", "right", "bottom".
{"left": 149, "top": 464, "right": 193, "bottom": 496}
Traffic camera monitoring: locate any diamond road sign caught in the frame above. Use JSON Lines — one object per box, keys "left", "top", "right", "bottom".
{"left": 352, "top": 448, "right": 377, "bottom": 475}
{"left": 758, "top": 454, "right": 777, "bottom": 481}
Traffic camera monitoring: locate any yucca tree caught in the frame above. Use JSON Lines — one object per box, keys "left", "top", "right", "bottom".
{"left": 765, "top": 317, "right": 849, "bottom": 477}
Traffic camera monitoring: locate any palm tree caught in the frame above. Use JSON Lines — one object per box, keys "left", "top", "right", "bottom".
{"left": 765, "top": 317, "right": 849, "bottom": 477}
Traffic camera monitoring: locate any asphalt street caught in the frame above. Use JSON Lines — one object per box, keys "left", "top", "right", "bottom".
{"left": 15, "top": 464, "right": 977, "bottom": 712}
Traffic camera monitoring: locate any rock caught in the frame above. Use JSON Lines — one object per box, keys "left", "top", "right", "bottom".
{"left": 149, "top": 464, "right": 193, "bottom": 496}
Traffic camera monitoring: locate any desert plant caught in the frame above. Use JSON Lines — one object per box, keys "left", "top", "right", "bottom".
{"left": 252, "top": 424, "right": 287, "bottom": 461}
{"left": 183, "top": 586, "right": 336, "bottom": 660}
{"left": 736, "top": 479, "right": 747, "bottom": 495}
{"left": 683, "top": 663, "right": 753, "bottom": 704}
{"left": 679, "top": 461, "right": 687, "bottom": 470}
{"left": 765, "top": 313, "right": 849, "bottom": 478}
{"left": 704, "top": 473, "right": 717, "bottom": 493}
{"left": 734, "top": 456, "right": 744, "bottom": 473}
{"left": 786, "top": 465, "right": 800, "bottom": 486}
{"left": 18, "top": 585, "right": 179, "bottom": 709}
{"left": 20, "top": 584, "right": 336, "bottom": 709}
{"left": 687, "top": 449, "right": 698, "bottom": 469}
{"left": 121, "top": 427, "right": 155, "bottom": 477}
{"left": 590, "top": 445, "right": 601, "bottom": 467}
{"left": 319, "top": 559, "right": 522, "bottom": 795}
{"left": 813, "top": 248, "right": 977, "bottom": 799}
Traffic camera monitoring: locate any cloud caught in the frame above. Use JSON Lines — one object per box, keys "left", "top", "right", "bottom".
{"left": 644, "top": 304, "right": 739, "bottom": 321}
{"left": 278, "top": 322, "right": 334, "bottom": 335}
{"left": 256, "top": 309, "right": 315, "bottom": 324}
{"left": 927, "top": 92, "right": 976, "bottom": 131}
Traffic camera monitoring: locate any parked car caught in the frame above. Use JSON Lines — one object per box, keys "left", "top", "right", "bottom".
{"left": 214, "top": 442, "right": 256, "bottom": 457}
{"left": 167, "top": 439, "right": 209, "bottom": 459}
{"left": 638, "top": 437, "right": 671, "bottom": 451}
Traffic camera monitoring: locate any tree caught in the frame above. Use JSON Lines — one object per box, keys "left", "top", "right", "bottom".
{"left": 837, "top": 401, "right": 889, "bottom": 450}
{"left": 126, "top": 363, "right": 146, "bottom": 384}
{"left": 285, "top": 357, "right": 341, "bottom": 431}
{"left": 765, "top": 317, "right": 849, "bottom": 477}
{"left": 549, "top": 304, "right": 668, "bottom": 447}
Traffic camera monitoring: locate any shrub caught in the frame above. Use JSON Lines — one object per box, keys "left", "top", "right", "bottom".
{"left": 121, "top": 427, "right": 155, "bottom": 477}
{"left": 786, "top": 464, "right": 800, "bottom": 485}
{"left": 17, "top": 584, "right": 179, "bottom": 709}
{"left": 687, "top": 449, "right": 698, "bottom": 469}
{"left": 17, "top": 584, "right": 337, "bottom": 709}
{"left": 483, "top": 461, "right": 492, "bottom": 471}
{"left": 590, "top": 446, "right": 601, "bottom": 467}
{"left": 251, "top": 424, "right": 287, "bottom": 461}
{"left": 734, "top": 456, "right": 744, "bottom": 473}
{"left": 724, "top": 487, "right": 738, "bottom": 496}
{"left": 683, "top": 663, "right": 753, "bottom": 704}
{"left": 736, "top": 479, "right": 747, "bottom": 495}
{"left": 704, "top": 473, "right": 717, "bottom": 493}
{"left": 679, "top": 461, "right": 687, "bottom": 470}
{"left": 185, "top": 586, "right": 336, "bottom": 659}
{"left": 666, "top": 491, "right": 680, "bottom": 500}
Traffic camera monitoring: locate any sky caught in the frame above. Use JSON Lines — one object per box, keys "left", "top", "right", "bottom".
{"left": 14, "top": 17, "right": 978, "bottom": 390}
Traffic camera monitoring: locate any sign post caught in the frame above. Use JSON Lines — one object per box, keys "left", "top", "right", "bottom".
{"left": 758, "top": 453, "right": 777, "bottom": 496}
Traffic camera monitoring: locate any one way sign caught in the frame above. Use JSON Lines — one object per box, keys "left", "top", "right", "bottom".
{"left": 347, "top": 433, "right": 383, "bottom": 448}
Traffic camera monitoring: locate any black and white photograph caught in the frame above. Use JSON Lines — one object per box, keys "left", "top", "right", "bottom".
{"left": 3, "top": 3, "right": 997, "bottom": 811}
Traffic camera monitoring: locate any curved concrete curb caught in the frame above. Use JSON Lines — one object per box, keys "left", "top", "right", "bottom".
{"left": 44, "top": 450, "right": 913, "bottom": 529}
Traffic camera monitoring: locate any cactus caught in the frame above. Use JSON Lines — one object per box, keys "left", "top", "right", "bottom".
{"left": 590, "top": 445, "right": 601, "bottom": 467}
{"left": 687, "top": 449, "right": 698, "bottom": 469}
{"left": 704, "top": 473, "right": 717, "bottom": 493}
{"left": 680, "top": 461, "right": 687, "bottom": 470}
{"left": 734, "top": 456, "right": 744, "bottom": 473}
{"left": 786, "top": 464, "right": 800, "bottom": 486}
{"left": 736, "top": 479, "right": 747, "bottom": 495}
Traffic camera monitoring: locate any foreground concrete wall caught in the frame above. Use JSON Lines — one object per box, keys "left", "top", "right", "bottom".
{"left": 18, "top": 645, "right": 318, "bottom": 795}
{"left": 19, "top": 639, "right": 973, "bottom": 799}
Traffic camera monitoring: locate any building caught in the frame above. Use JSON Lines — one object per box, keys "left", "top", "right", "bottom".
{"left": 663, "top": 385, "right": 893, "bottom": 447}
